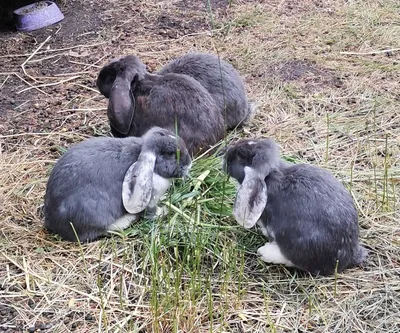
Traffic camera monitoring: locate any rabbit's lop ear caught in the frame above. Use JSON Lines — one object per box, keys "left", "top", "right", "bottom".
{"left": 99, "top": 57, "right": 146, "bottom": 135}
{"left": 122, "top": 151, "right": 156, "bottom": 214}
{"left": 107, "top": 75, "right": 136, "bottom": 135}
{"left": 233, "top": 166, "right": 268, "bottom": 229}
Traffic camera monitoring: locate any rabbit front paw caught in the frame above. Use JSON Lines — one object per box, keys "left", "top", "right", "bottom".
{"left": 143, "top": 206, "right": 168, "bottom": 220}
{"left": 108, "top": 214, "right": 139, "bottom": 232}
{"left": 257, "top": 242, "right": 295, "bottom": 267}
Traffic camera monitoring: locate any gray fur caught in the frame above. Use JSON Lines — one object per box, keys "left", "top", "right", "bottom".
{"left": 43, "top": 127, "right": 191, "bottom": 243}
{"left": 97, "top": 56, "right": 148, "bottom": 134}
{"left": 157, "top": 53, "right": 256, "bottom": 129}
{"left": 96, "top": 53, "right": 256, "bottom": 155}
{"left": 114, "top": 71, "right": 225, "bottom": 156}
{"left": 96, "top": 55, "right": 147, "bottom": 98}
{"left": 223, "top": 138, "right": 368, "bottom": 276}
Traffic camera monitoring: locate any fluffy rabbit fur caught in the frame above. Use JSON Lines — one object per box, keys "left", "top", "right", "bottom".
{"left": 99, "top": 64, "right": 225, "bottom": 155}
{"left": 96, "top": 55, "right": 148, "bottom": 134}
{"left": 223, "top": 138, "right": 368, "bottom": 276}
{"left": 96, "top": 53, "right": 256, "bottom": 154}
{"left": 44, "top": 127, "right": 192, "bottom": 242}
{"left": 157, "top": 53, "right": 256, "bottom": 129}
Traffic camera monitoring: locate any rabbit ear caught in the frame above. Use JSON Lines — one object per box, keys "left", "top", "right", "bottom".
{"left": 97, "top": 60, "right": 120, "bottom": 98}
{"left": 122, "top": 151, "right": 156, "bottom": 214}
{"left": 107, "top": 75, "right": 136, "bottom": 135}
{"left": 251, "top": 139, "right": 280, "bottom": 177}
{"left": 233, "top": 166, "right": 268, "bottom": 229}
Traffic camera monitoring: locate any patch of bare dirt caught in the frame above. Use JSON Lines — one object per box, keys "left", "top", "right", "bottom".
{"left": 156, "top": 12, "right": 210, "bottom": 38}
{"left": 176, "top": 0, "right": 230, "bottom": 11}
{"left": 260, "top": 60, "right": 344, "bottom": 92}
{"left": 0, "top": 0, "right": 113, "bottom": 147}
{"left": 277, "top": 0, "right": 336, "bottom": 16}
{"left": 0, "top": 0, "right": 230, "bottom": 153}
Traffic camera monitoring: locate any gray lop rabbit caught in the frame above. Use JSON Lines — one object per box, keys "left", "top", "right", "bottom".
{"left": 98, "top": 57, "right": 225, "bottom": 155}
{"left": 44, "top": 127, "right": 192, "bottom": 242}
{"left": 222, "top": 138, "right": 367, "bottom": 276}
{"left": 96, "top": 53, "right": 256, "bottom": 155}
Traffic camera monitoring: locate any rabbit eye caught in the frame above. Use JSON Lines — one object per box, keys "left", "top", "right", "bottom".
{"left": 238, "top": 152, "right": 247, "bottom": 160}
{"left": 165, "top": 151, "right": 175, "bottom": 157}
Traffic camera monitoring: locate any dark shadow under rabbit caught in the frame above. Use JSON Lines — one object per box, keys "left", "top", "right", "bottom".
{"left": 96, "top": 53, "right": 257, "bottom": 156}
{"left": 44, "top": 127, "right": 192, "bottom": 243}
{"left": 223, "top": 138, "right": 368, "bottom": 276}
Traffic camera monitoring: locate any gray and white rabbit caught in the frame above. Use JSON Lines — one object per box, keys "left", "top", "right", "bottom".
{"left": 222, "top": 138, "right": 368, "bottom": 276}
{"left": 43, "top": 127, "right": 192, "bottom": 242}
{"left": 96, "top": 53, "right": 256, "bottom": 154}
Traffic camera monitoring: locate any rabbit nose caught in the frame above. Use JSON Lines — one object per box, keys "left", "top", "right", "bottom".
{"left": 181, "top": 166, "right": 190, "bottom": 178}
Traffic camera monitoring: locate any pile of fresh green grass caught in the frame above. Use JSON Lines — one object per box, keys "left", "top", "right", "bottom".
{"left": 87, "top": 147, "right": 269, "bottom": 331}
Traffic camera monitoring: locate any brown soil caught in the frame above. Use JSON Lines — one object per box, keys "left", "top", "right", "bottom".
{"left": 0, "top": 0, "right": 226, "bottom": 153}
{"left": 17, "top": 1, "right": 50, "bottom": 15}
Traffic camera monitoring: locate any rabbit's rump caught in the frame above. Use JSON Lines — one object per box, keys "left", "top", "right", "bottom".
{"left": 262, "top": 164, "right": 362, "bottom": 275}
{"left": 45, "top": 186, "right": 126, "bottom": 242}
{"left": 157, "top": 53, "right": 251, "bottom": 129}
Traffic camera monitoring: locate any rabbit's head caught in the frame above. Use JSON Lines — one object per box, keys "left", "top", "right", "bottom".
{"left": 142, "top": 126, "right": 192, "bottom": 178}
{"left": 122, "top": 127, "right": 191, "bottom": 214}
{"left": 223, "top": 138, "right": 280, "bottom": 229}
{"left": 223, "top": 138, "right": 280, "bottom": 183}
{"left": 97, "top": 56, "right": 148, "bottom": 135}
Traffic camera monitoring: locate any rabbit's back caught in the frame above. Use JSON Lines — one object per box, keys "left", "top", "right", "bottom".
{"left": 132, "top": 73, "right": 225, "bottom": 155}
{"left": 263, "top": 163, "right": 361, "bottom": 275}
{"left": 44, "top": 137, "right": 142, "bottom": 241}
{"left": 157, "top": 53, "right": 250, "bottom": 129}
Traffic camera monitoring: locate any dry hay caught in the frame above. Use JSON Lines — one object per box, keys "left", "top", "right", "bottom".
{"left": 1, "top": 0, "right": 399, "bottom": 332}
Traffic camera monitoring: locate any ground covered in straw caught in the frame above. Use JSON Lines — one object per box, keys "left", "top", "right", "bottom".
{"left": 0, "top": 0, "right": 399, "bottom": 332}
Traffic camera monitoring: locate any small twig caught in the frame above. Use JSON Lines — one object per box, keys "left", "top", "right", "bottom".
{"left": 69, "top": 60, "right": 102, "bottom": 69}
{"left": 21, "top": 36, "right": 52, "bottom": 82}
{"left": 71, "top": 83, "right": 99, "bottom": 94}
{"left": 83, "top": 54, "right": 107, "bottom": 71}
{"left": 14, "top": 101, "right": 31, "bottom": 110}
{"left": 0, "top": 132, "right": 91, "bottom": 139}
{"left": 0, "top": 41, "right": 109, "bottom": 58}
{"left": 17, "top": 76, "right": 80, "bottom": 94}
{"left": 340, "top": 48, "right": 400, "bottom": 55}
{"left": 57, "top": 108, "right": 106, "bottom": 113}
{"left": 28, "top": 53, "right": 65, "bottom": 63}
{"left": 54, "top": 71, "right": 92, "bottom": 77}
{"left": 2, "top": 72, "right": 50, "bottom": 96}
{"left": 121, "top": 29, "right": 223, "bottom": 47}
{"left": 0, "top": 75, "right": 10, "bottom": 89}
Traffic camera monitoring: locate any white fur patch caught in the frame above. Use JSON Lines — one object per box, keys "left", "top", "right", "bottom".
{"left": 107, "top": 214, "right": 139, "bottom": 232}
{"left": 248, "top": 141, "right": 256, "bottom": 145}
{"left": 257, "top": 242, "right": 294, "bottom": 267}
{"left": 148, "top": 174, "right": 171, "bottom": 208}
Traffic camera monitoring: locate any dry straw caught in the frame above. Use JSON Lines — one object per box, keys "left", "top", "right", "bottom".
{"left": 1, "top": 0, "right": 399, "bottom": 332}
